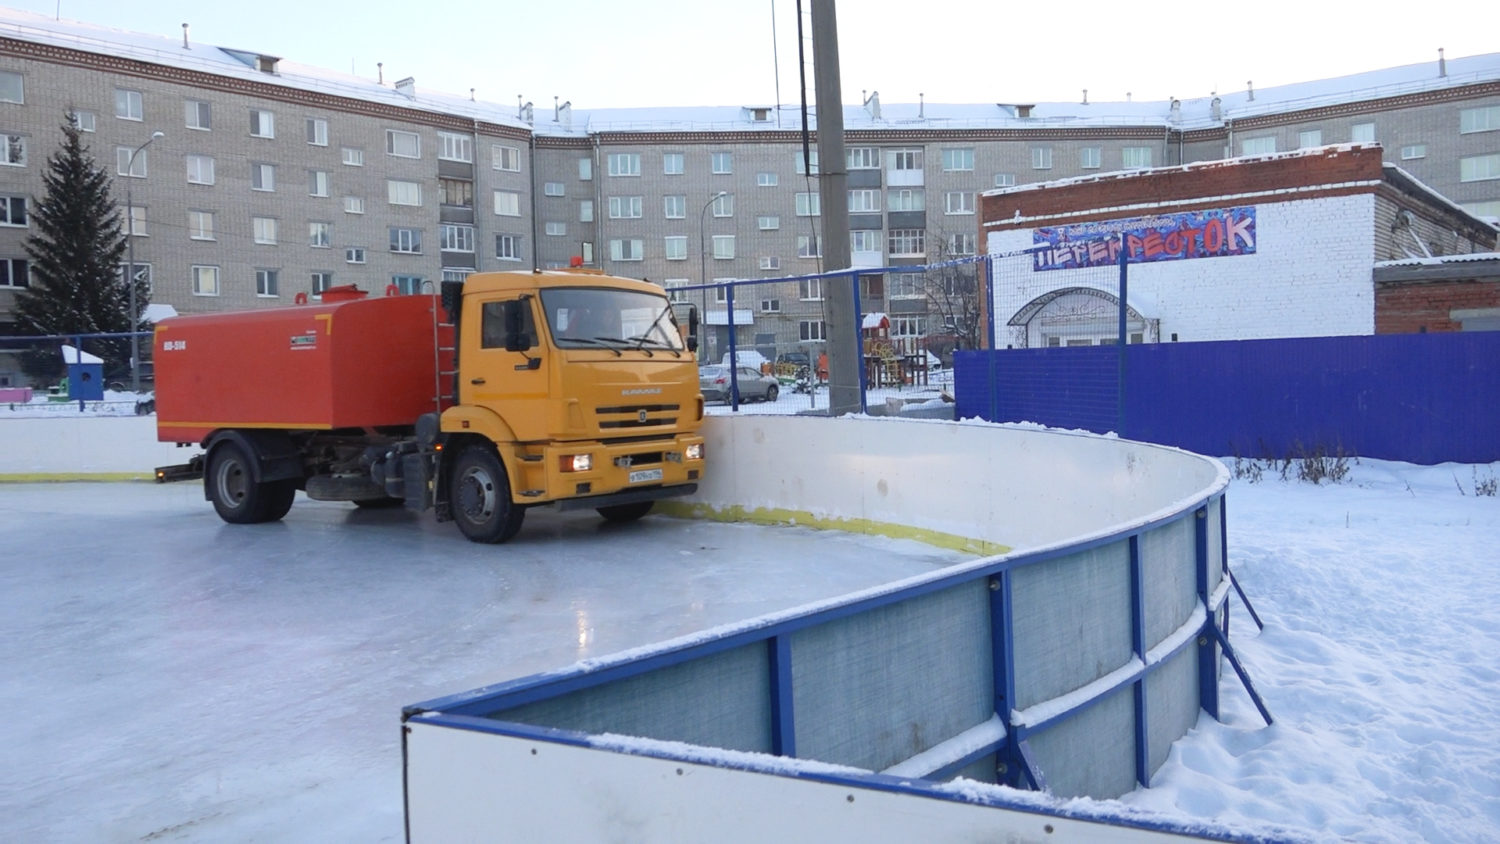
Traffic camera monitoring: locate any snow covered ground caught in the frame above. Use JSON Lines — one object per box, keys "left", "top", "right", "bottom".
{"left": 1, "top": 412, "right": 1496, "bottom": 842}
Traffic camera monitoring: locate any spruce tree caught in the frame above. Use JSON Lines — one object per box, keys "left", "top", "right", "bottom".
{"left": 14, "top": 115, "right": 132, "bottom": 378}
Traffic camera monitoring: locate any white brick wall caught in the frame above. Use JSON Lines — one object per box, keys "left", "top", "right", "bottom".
{"left": 986, "top": 194, "right": 1376, "bottom": 345}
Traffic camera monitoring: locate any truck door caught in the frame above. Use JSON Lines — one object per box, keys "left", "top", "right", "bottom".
{"left": 466, "top": 296, "right": 551, "bottom": 441}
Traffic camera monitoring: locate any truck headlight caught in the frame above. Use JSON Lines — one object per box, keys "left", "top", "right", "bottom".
{"left": 560, "top": 454, "right": 592, "bottom": 472}
{"left": 685, "top": 443, "right": 703, "bottom": 461}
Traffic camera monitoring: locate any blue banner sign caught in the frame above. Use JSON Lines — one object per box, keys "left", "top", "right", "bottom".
{"left": 1033, "top": 207, "right": 1257, "bottom": 271}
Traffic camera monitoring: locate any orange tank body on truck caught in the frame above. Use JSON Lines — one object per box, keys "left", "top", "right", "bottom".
{"left": 154, "top": 293, "right": 454, "bottom": 444}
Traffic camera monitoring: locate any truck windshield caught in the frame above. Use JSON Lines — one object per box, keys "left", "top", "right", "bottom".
{"left": 541, "top": 287, "right": 685, "bottom": 352}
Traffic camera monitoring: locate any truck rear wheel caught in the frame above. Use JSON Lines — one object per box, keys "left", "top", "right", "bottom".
{"left": 450, "top": 446, "right": 525, "bottom": 543}
{"left": 208, "top": 441, "right": 296, "bottom": 524}
{"left": 596, "top": 501, "right": 654, "bottom": 523}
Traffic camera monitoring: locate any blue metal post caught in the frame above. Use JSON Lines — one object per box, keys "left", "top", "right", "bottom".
{"left": 768, "top": 635, "right": 796, "bottom": 756}
{"left": 852, "top": 271, "right": 867, "bottom": 415}
{"left": 1129, "top": 535, "right": 1149, "bottom": 786}
{"left": 983, "top": 254, "right": 996, "bottom": 350}
{"left": 989, "top": 571, "right": 1022, "bottom": 787}
{"left": 726, "top": 281, "right": 740, "bottom": 411}
{"left": 1117, "top": 233, "right": 1128, "bottom": 438}
{"left": 1195, "top": 506, "right": 1220, "bottom": 719}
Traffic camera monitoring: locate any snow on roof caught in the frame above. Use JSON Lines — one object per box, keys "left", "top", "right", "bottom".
{"left": 59, "top": 344, "right": 103, "bottom": 364}
{"left": 142, "top": 303, "right": 178, "bottom": 323}
{"left": 1374, "top": 252, "right": 1500, "bottom": 269}
{"left": 862, "top": 312, "right": 889, "bottom": 329}
{"left": 2, "top": 8, "right": 1496, "bottom": 137}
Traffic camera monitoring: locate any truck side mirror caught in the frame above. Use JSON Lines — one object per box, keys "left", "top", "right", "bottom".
{"left": 686, "top": 307, "right": 699, "bottom": 353}
{"left": 440, "top": 280, "right": 464, "bottom": 324}
{"left": 502, "top": 300, "right": 533, "bottom": 353}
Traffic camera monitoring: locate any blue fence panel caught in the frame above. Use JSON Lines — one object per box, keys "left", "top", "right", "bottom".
{"left": 957, "top": 332, "right": 1500, "bottom": 464}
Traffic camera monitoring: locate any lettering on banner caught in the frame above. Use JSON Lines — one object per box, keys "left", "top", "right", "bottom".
{"left": 1032, "top": 207, "right": 1257, "bottom": 271}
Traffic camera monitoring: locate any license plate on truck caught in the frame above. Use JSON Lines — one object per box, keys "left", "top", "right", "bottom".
{"left": 628, "top": 468, "right": 663, "bottom": 484}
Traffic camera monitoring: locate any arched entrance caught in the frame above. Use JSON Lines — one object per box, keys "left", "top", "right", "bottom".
{"left": 1006, "top": 287, "right": 1158, "bottom": 348}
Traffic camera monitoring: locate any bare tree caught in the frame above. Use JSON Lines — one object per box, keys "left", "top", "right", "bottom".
{"left": 916, "top": 222, "right": 984, "bottom": 363}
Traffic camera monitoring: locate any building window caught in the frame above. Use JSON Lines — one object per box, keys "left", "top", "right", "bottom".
{"left": 1298, "top": 129, "right": 1322, "bottom": 148}
{"left": 119, "top": 204, "right": 146, "bottom": 236}
{"left": 311, "top": 272, "right": 333, "bottom": 295}
{"left": 390, "top": 227, "right": 423, "bottom": 253}
{"left": 1031, "top": 147, "right": 1052, "bottom": 169}
{"left": 545, "top": 221, "right": 566, "bottom": 236}
{"left": 191, "top": 265, "right": 220, "bottom": 296}
{"left": 888, "top": 189, "right": 925, "bottom": 212}
{"left": 306, "top": 117, "right": 328, "bottom": 146}
{"left": 343, "top": 196, "right": 365, "bottom": 214}
{"left": 495, "top": 234, "right": 522, "bottom": 261}
{"left": 441, "top": 268, "right": 473, "bottom": 283}
{"left": 255, "top": 269, "right": 279, "bottom": 297}
{"left": 662, "top": 279, "right": 690, "bottom": 303}
{"left": 251, "top": 163, "right": 275, "bottom": 192}
{"left": 851, "top": 230, "right": 882, "bottom": 253}
{"left": 710, "top": 151, "right": 733, "bottom": 174}
{"left": 799, "top": 278, "right": 824, "bottom": 300}
{"left": 439, "top": 178, "right": 473, "bottom": 208}
{"left": 847, "top": 147, "right": 879, "bottom": 169}
{"left": 578, "top": 157, "right": 592, "bottom": 180}
{"left": 309, "top": 170, "right": 330, "bottom": 197}
{"left": 1460, "top": 106, "right": 1500, "bottom": 134}
{"left": 1241, "top": 136, "right": 1277, "bottom": 155}
{"left": 1401, "top": 144, "right": 1427, "bottom": 160}
{"left": 68, "top": 110, "right": 96, "bottom": 133}
{"left": 942, "top": 148, "right": 975, "bottom": 171}
{"left": 608, "top": 153, "right": 641, "bottom": 177}
{"left": 1463, "top": 200, "right": 1500, "bottom": 218}
{"left": 579, "top": 200, "right": 593, "bottom": 222}
{"left": 861, "top": 275, "right": 884, "bottom": 299}
{"left": 994, "top": 173, "right": 1016, "bottom": 187}
{"left": 187, "top": 210, "right": 215, "bottom": 241}
{"left": 757, "top": 172, "right": 778, "bottom": 187}
{"left": 0, "top": 195, "right": 26, "bottom": 227}
{"left": 387, "top": 130, "right": 421, "bottom": 158}
{"left": 438, "top": 131, "right": 473, "bottom": 162}
{"left": 185, "top": 100, "right": 211, "bottom": 130}
{"left": 0, "top": 257, "right": 28, "bottom": 287}
{"left": 609, "top": 238, "right": 643, "bottom": 261}
{"left": 391, "top": 275, "right": 425, "bottom": 295}
{"left": 795, "top": 149, "right": 821, "bottom": 175}
{"left": 797, "top": 235, "right": 821, "bottom": 258}
{"left": 849, "top": 189, "right": 880, "bottom": 213}
{"left": 388, "top": 180, "right": 422, "bottom": 206}
{"left": 944, "top": 191, "right": 974, "bottom": 215}
{"left": 888, "top": 229, "right": 925, "bottom": 256}
{"left": 440, "top": 224, "right": 475, "bottom": 253}
{"left": 342, "top": 147, "right": 364, "bottom": 166}
{"left": 249, "top": 109, "right": 275, "bottom": 138}
{"left": 891, "top": 316, "right": 926, "bottom": 338}
{"left": 664, "top": 236, "right": 687, "bottom": 260}
{"left": 759, "top": 295, "right": 780, "bottom": 312}
{"left": 1080, "top": 148, "right": 1101, "bottom": 169}
{"left": 345, "top": 247, "right": 365, "bottom": 264}
{"left": 948, "top": 233, "right": 977, "bottom": 255}
{"left": 253, "top": 217, "right": 277, "bottom": 245}
{"left": 0, "top": 70, "right": 21, "bottom": 104}
{"left": 1350, "top": 122, "right": 1376, "bottom": 144}
{"left": 795, "top": 192, "right": 821, "bottom": 216}
{"left": 1460, "top": 154, "right": 1500, "bottom": 182}
{"left": 889, "top": 274, "right": 922, "bottom": 298}
{"left": 664, "top": 195, "right": 686, "bottom": 218}
{"left": 759, "top": 256, "right": 780, "bottom": 271}
{"left": 758, "top": 215, "right": 779, "bottom": 230}
{"left": 493, "top": 144, "right": 521, "bottom": 171}
{"left": 116, "top": 146, "right": 148, "bottom": 178}
{"left": 799, "top": 320, "right": 826, "bottom": 342}
{"left": 885, "top": 149, "right": 921, "bottom": 173}
{"left": 543, "top": 181, "right": 565, "bottom": 197}
{"left": 309, "top": 222, "right": 332, "bottom": 248}
{"left": 662, "top": 152, "right": 684, "bottom": 175}
{"left": 115, "top": 89, "right": 143, "bottom": 121}
{"left": 712, "top": 193, "right": 734, "bottom": 217}
{"left": 608, "top": 195, "right": 643, "bottom": 219}
{"left": 712, "top": 235, "right": 735, "bottom": 259}
{"left": 185, "top": 155, "right": 214, "bottom": 185}
{"left": 1121, "top": 147, "right": 1152, "bottom": 168}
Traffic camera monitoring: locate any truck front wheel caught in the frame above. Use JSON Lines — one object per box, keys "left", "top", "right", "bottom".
{"left": 450, "top": 446, "right": 525, "bottom": 543}
{"left": 208, "top": 441, "right": 296, "bottom": 524}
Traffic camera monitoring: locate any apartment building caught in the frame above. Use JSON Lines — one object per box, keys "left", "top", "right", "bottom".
{"left": 1, "top": 7, "right": 1497, "bottom": 369}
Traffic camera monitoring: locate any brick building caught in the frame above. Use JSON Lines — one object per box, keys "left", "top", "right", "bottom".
{"left": 980, "top": 145, "right": 1498, "bottom": 347}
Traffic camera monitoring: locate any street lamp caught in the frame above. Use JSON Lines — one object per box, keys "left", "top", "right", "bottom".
{"left": 698, "top": 190, "right": 728, "bottom": 362}
{"left": 125, "top": 130, "right": 163, "bottom": 394}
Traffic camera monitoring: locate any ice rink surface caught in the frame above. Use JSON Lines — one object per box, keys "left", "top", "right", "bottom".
{"left": 0, "top": 482, "right": 968, "bottom": 842}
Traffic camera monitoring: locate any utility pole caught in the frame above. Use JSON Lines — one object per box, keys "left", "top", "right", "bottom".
{"left": 810, "top": 0, "right": 859, "bottom": 415}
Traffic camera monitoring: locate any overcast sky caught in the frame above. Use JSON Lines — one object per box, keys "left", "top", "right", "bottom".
{"left": 10, "top": 0, "right": 1494, "bottom": 108}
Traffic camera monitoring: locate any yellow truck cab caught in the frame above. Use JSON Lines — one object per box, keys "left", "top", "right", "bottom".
{"left": 436, "top": 269, "right": 706, "bottom": 542}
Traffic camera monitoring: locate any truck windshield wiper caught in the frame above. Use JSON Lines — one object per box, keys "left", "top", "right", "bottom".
{"left": 628, "top": 335, "right": 682, "bottom": 357}
{"left": 563, "top": 337, "right": 623, "bottom": 356}
{"left": 635, "top": 306, "right": 679, "bottom": 355}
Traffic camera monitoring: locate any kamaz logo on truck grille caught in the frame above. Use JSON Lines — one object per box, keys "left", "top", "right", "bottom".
{"left": 621, "top": 388, "right": 661, "bottom": 395}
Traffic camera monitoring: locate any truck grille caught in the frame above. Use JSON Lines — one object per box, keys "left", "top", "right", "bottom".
{"left": 596, "top": 404, "right": 679, "bottom": 429}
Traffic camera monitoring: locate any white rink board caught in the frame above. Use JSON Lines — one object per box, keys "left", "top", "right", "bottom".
{"left": 404, "top": 721, "right": 1209, "bottom": 843}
